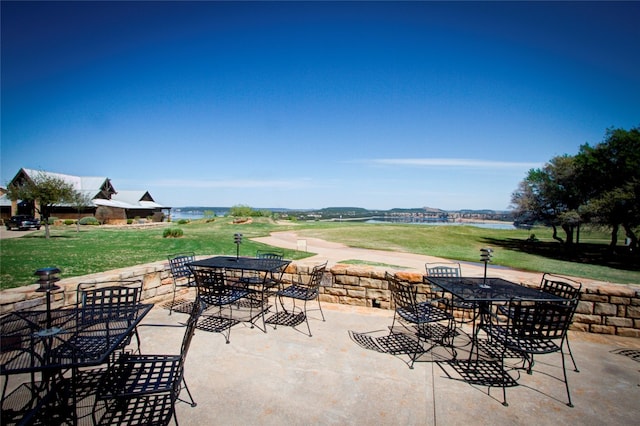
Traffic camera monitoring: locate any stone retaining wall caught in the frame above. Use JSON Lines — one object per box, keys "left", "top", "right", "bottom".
{"left": 2, "top": 261, "right": 638, "bottom": 338}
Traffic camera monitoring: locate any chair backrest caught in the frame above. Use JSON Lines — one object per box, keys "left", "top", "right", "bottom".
{"left": 256, "top": 250, "right": 284, "bottom": 260}
{"left": 179, "top": 299, "right": 204, "bottom": 364}
{"left": 307, "top": 262, "right": 328, "bottom": 289}
{"left": 189, "top": 266, "right": 229, "bottom": 301}
{"left": 168, "top": 252, "right": 196, "bottom": 279}
{"left": 540, "top": 273, "right": 582, "bottom": 300}
{"left": 77, "top": 280, "right": 142, "bottom": 323}
{"left": 425, "top": 262, "right": 462, "bottom": 278}
{"left": 507, "top": 298, "right": 578, "bottom": 341}
{"left": 386, "top": 272, "right": 417, "bottom": 312}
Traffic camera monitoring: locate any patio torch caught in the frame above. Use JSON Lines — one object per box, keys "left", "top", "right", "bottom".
{"left": 34, "top": 267, "right": 61, "bottom": 334}
{"left": 234, "top": 233, "right": 243, "bottom": 259}
{"left": 480, "top": 248, "right": 493, "bottom": 288}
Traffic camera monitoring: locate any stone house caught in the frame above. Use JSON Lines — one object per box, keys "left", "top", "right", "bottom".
{"left": 3, "top": 168, "right": 168, "bottom": 224}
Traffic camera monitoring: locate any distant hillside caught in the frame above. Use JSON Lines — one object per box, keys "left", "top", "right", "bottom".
{"left": 175, "top": 206, "right": 513, "bottom": 222}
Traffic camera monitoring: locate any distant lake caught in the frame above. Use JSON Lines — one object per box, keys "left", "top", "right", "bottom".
{"left": 364, "top": 219, "right": 516, "bottom": 230}
{"left": 170, "top": 209, "right": 516, "bottom": 230}
{"left": 170, "top": 210, "right": 223, "bottom": 220}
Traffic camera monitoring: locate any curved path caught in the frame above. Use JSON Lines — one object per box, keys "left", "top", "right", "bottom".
{"left": 253, "top": 231, "right": 580, "bottom": 287}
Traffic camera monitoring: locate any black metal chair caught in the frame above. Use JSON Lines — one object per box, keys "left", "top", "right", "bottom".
{"left": 167, "top": 252, "right": 197, "bottom": 315}
{"left": 188, "top": 265, "right": 249, "bottom": 344}
{"left": 425, "top": 262, "right": 478, "bottom": 327}
{"left": 498, "top": 273, "right": 582, "bottom": 372}
{"left": 73, "top": 280, "right": 144, "bottom": 357}
{"left": 274, "top": 262, "right": 327, "bottom": 337}
{"left": 238, "top": 250, "right": 284, "bottom": 286}
{"left": 386, "top": 272, "right": 455, "bottom": 369}
{"left": 93, "top": 299, "right": 203, "bottom": 425}
{"left": 479, "top": 297, "right": 579, "bottom": 407}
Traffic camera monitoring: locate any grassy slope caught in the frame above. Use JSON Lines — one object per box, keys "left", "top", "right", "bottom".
{"left": 1, "top": 219, "right": 637, "bottom": 289}
{"left": 293, "top": 222, "right": 639, "bottom": 285}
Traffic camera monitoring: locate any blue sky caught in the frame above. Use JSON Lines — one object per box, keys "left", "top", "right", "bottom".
{"left": 2, "top": 1, "right": 639, "bottom": 211}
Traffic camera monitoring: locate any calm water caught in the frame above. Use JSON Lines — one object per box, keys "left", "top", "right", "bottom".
{"left": 364, "top": 219, "right": 516, "bottom": 230}
{"left": 170, "top": 210, "right": 515, "bottom": 230}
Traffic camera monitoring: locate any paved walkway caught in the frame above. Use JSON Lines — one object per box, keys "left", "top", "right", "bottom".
{"left": 154, "top": 300, "right": 639, "bottom": 425}
{"left": 253, "top": 231, "right": 607, "bottom": 288}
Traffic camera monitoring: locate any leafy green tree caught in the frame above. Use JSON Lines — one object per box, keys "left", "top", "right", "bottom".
{"left": 71, "top": 191, "right": 95, "bottom": 232}
{"left": 229, "top": 204, "right": 254, "bottom": 217}
{"left": 575, "top": 127, "right": 640, "bottom": 250}
{"left": 6, "top": 171, "right": 78, "bottom": 239}
{"left": 511, "top": 155, "right": 584, "bottom": 247}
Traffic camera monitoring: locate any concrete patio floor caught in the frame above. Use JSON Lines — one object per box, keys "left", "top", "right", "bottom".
{"left": 143, "top": 299, "right": 640, "bottom": 426}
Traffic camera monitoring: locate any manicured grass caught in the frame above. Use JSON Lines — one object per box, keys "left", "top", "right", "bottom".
{"left": 0, "top": 220, "right": 308, "bottom": 290}
{"left": 293, "top": 222, "right": 639, "bottom": 285}
{"left": 1, "top": 219, "right": 638, "bottom": 289}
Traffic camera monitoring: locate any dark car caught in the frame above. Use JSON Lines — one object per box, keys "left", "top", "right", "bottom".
{"left": 5, "top": 215, "right": 41, "bottom": 231}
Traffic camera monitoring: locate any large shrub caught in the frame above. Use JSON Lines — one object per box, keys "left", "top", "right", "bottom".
{"left": 163, "top": 228, "right": 184, "bottom": 238}
{"left": 79, "top": 216, "right": 100, "bottom": 226}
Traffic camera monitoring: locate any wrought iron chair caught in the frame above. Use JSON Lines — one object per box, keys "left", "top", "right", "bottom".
{"left": 478, "top": 297, "right": 579, "bottom": 407}
{"left": 67, "top": 280, "right": 144, "bottom": 358}
{"left": 238, "top": 250, "right": 285, "bottom": 286}
{"left": 386, "top": 272, "right": 455, "bottom": 369}
{"left": 167, "top": 252, "right": 197, "bottom": 315}
{"left": 93, "top": 299, "right": 204, "bottom": 425}
{"left": 188, "top": 265, "right": 249, "bottom": 344}
{"left": 425, "top": 262, "right": 478, "bottom": 325}
{"left": 498, "top": 273, "right": 582, "bottom": 372}
{"left": 273, "top": 262, "right": 327, "bottom": 337}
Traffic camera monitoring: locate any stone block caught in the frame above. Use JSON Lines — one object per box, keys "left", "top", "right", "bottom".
{"left": 320, "top": 294, "right": 339, "bottom": 304}
{"left": 367, "top": 289, "right": 390, "bottom": 301}
{"left": 395, "top": 271, "right": 422, "bottom": 283}
{"left": 606, "top": 317, "right": 633, "bottom": 327}
{"left": 617, "top": 328, "right": 640, "bottom": 338}
{"left": 335, "top": 275, "right": 359, "bottom": 286}
{"left": 575, "top": 301, "right": 593, "bottom": 314}
{"left": 342, "top": 296, "right": 366, "bottom": 306}
{"left": 626, "top": 304, "right": 640, "bottom": 318}
{"left": 359, "top": 277, "right": 376, "bottom": 288}
{"left": 0, "top": 290, "right": 27, "bottom": 304}
{"left": 570, "top": 322, "right": 589, "bottom": 332}
{"left": 594, "top": 303, "right": 617, "bottom": 316}
{"left": 591, "top": 324, "right": 615, "bottom": 334}
{"left": 580, "top": 294, "right": 609, "bottom": 303}
{"left": 346, "top": 288, "right": 366, "bottom": 298}
{"left": 573, "top": 313, "right": 601, "bottom": 324}
{"left": 325, "top": 288, "right": 347, "bottom": 296}
{"left": 610, "top": 296, "right": 631, "bottom": 305}
{"left": 370, "top": 269, "right": 387, "bottom": 280}
{"left": 346, "top": 266, "right": 373, "bottom": 278}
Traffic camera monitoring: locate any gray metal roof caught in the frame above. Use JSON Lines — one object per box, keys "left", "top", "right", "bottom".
{"left": 11, "top": 169, "right": 166, "bottom": 209}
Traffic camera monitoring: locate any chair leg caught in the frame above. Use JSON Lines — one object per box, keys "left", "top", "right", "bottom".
{"left": 178, "top": 377, "right": 197, "bottom": 407}
{"left": 317, "top": 297, "right": 325, "bottom": 322}
{"left": 303, "top": 301, "right": 312, "bottom": 337}
{"left": 564, "top": 337, "right": 579, "bottom": 372}
{"left": 560, "top": 347, "right": 574, "bottom": 407}
{"left": 169, "top": 286, "right": 177, "bottom": 315}
{"left": 501, "top": 352, "right": 509, "bottom": 407}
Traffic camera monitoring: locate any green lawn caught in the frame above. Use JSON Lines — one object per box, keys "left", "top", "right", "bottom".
{"left": 1, "top": 219, "right": 638, "bottom": 289}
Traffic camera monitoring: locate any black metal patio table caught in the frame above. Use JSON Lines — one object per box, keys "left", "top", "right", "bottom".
{"left": 424, "top": 277, "right": 566, "bottom": 304}
{"left": 0, "top": 303, "right": 153, "bottom": 424}
{"left": 189, "top": 256, "right": 291, "bottom": 332}
{"left": 424, "top": 277, "right": 565, "bottom": 344}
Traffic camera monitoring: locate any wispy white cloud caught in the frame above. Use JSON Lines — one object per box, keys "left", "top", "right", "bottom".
{"left": 151, "top": 178, "right": 313, "bottom": 189}
{"left": 361, "top": 158, "right": 542, "bottom": 169}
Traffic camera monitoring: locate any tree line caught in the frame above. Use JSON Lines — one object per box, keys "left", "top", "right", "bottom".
{"left": 511, "top": 126, "right": 639, "bottom": 252}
